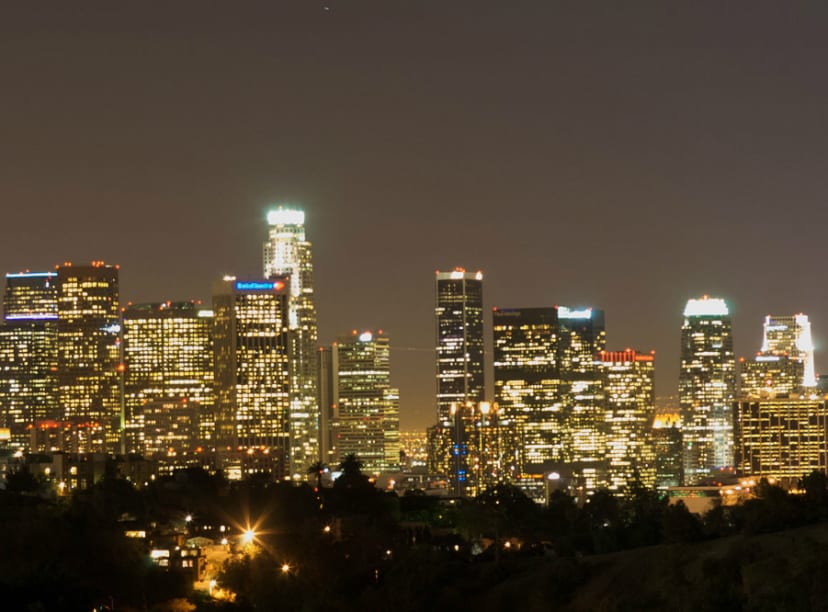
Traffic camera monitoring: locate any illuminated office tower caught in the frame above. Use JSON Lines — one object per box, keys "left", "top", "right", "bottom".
{"left": 599, "top": 349, "right": 656, "bottom": 492}
{"left": 330, "top": 330, "right": 400, "bottom": 474}
{"left": 734, "top": 396, "right": 828, "bottom": 484}
{"left": 435, "top": 269, "right": 485, "bottom": 420}
{"left": 431, "top": 268, "right": 484, "bottom": 490}
{"left": 0, "top": 272, "right": 59, "bottom": 450}
{"left": 493, "top": 307, "right": 561, "bottom": 476}
{"left": 740, "top": 314, "right": 816, "bottom": 397}
{"left": 122, "top": 302, "right": 214, "bottom": 460}
{"left": 679, "top": 296, "right": 736, "bottom": 483}
{"left": 558, "top": 306, "right": 607, "bottom": 491}
{"left": 57, "top": 262, "right": 121, "bottom": 454}
{"left": 652, "top": 413, "right": 683, "bottom": 490}
{"left": 212, "top": 277, "right": 291, "bottom": 477}
{"left": 263, "top": 207, "right": 319, "bottom": 477}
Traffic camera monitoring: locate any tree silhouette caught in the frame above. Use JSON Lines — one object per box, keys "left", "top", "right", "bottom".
{"left": 307, "top": 461, "right": 327, "bottom": 491}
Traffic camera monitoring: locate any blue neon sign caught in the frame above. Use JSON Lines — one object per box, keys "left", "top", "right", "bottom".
{"left": 235, "top": 281, "right": 280, "bottom": 291}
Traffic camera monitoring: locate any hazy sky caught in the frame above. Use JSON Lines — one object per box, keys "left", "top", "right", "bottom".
{"left": 3, "top": 2, "right": 828, "bottom": 429}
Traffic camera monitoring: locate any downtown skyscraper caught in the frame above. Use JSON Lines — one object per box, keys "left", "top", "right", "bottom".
{"left": 213, "top": 277, "right": 291, "bottom": 478}
{"left": 122, "top": 301, "right": 214, "bottom": 462}
{"left": 328, "top": 330, "right": 400, "bottom": 474}
{"left": 599, "top": 349, "right": 656, "bottom": 492}
{"left": 57, "top": 262, "right": 121, "bottom": 454}
{"left": 263, "top": 207, "right": 319, "bottom": 477}
{"left": 0, "top": 272, "right": 59, "bottom": 450}
{"left": 740, "top": 314, "right": 817, "bottom": 397}
{"left": 493, "top": 307, "right": 561, "bottom": 477}
{"left": 558, "top": 306, "right": 607, "bottom": 491}
{"left": 430, "top": 268, "right": 485, "bottom": 491}
{"left": 680, "top": 296, "right": 736, "bottom": 484}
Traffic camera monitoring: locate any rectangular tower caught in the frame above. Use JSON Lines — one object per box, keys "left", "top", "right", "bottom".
{"left": 432, "top": 268, "right": 485, "bottom": 492}
{"left": 263, "top": 207, "right": 319, "bottom": 478}
{"left": 492, "top": 307, "right": 561, "bottom": 478}
{"left": 599, "top": 349, "right": 656, "bottom": 492}
{"left": 0, "top": 272, "right": 59, "bottom": 450}
{"left": 122, "top": 301, "right": 214, "bottom": 463}
{"left": 734, "top": 396, "right": 828, "bottom": 485}
{"left": 679, "top": 296, "right": 736, "bottom": 483}
{"left": 212, "top": 277, "right": 291, "bottom": 478}
{"left": 57, "top": 262, "right": 121, "bottom": 454}
{"left": 740, "top": 314, "right": 816, "bottom": 397}
{"left": 558, "top": 306, "right": 607, "bottom": 491}
{"left": 330, "top": 330, "right": 400, "bottom": 474}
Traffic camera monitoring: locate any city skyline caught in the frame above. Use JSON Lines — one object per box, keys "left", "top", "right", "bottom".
{"left": 5, "top": 2, "right": 828, "bottom": 430}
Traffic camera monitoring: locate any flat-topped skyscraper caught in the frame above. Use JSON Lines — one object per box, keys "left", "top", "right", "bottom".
{"left": 432, "top": 268, "right": 485, "bottom": 492}
{"left": 680, "top": 296, "right": 736, "bottom": 483}
{"left": 0, "top": 272, "right": 59, "bottom": 450}
{"left": 558, "top": 306, "right": 607, "bottom": 491}
{"left": 213, "top": 277, "right": 291, "bottom": 478}
{"left": 263, "top": 207, "right": 319, "bottom": 477}
{"left": 56, "top": 262, "right": 121, "bottom": 453}
{"left": 493, "top": 307, "right": 561, "bottom": 476}
{"left": 121, "top": 301, "right": 214, "bottom": 461}
{"left": 329, "top": 330, "right": 400, "bottom": 474}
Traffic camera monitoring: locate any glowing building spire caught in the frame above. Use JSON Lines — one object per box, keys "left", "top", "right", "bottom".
{"left": 263, "top": 206, "right": 319, "bottom": 476}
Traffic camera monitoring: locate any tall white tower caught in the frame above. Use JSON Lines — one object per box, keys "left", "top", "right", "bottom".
{"left": 263, "top": 206, "right": 319, "bottom": 477}
{"left": 761, "top": 314, "right": 817, "bottom": 389}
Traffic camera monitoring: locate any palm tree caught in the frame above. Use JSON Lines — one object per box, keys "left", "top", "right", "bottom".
{"left": 335, "top": 453, "right": 371, "bottom": 489}
{"left": 338, "top": 453, "right": 364, "bottom": 476}
{"left": 307, "top": 461, "right": 327, "bottom": 491}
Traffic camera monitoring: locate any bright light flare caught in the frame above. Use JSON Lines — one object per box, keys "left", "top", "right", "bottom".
{"left": 242, "top": 529, "right": 256, "bottom": 544}
{"left": 281, "top": 563, "right": 291, "bottom": 574}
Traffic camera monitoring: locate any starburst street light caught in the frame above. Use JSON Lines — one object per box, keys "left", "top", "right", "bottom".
{"left": 242, "top": 529, "right": 256, "bottom": 545}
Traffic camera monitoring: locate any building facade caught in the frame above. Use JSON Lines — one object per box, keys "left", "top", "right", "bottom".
{"left": 431, "top": 268, "right": 485, "bottom": 492}
{"left": 679, "top": 296, "right": 736, "bottom": 483}
{"left": 263, "top": 207, "right": 319, "bottom": 477}
{"left": 599, "top": 349, "right": 656, "bottom": 492}
{"left": 0, "top": 272, "right": 59, "bottom": 450}
{"left": 734, "top": 396, "right": 828, "bottom": 484}
{"left": 330, "top": 330, "right": 400, "bottom": 474}
{"left": 56, "top": 262, "right": 121, "bottom": 454}
{"left": 652, "top": 412, "right": 683, "bottom": 490}
{"left": 493, "top": 307, "right": 560, "bottom": 478}
{"left": 740, "top": 314, "right": 816, "bottom": 397}
{"left": 558, "top": 306, "right": 607, "bottom": 491}
{"left": 212, "top": 277, "right": 291, "bottom": 478}
{"left": 122, "top": 301, "right": 214, "bottom": 462}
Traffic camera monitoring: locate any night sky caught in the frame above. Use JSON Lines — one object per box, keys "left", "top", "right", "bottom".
{"left": 3, "top": 2, "right": 828, "bottom": 430}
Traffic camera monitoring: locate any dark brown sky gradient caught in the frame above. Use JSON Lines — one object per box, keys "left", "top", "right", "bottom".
{"left": 3, "top": 2, "right": 828, "bottom": 429}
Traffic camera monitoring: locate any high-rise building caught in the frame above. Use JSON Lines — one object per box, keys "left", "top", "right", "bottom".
{"left": 329, "top": 330, "right": 400, "bottom": 474}
{"left": 734, "top": 396, "right": 828, "bottom": 484}
{"left": 0, "top": 272, "right": 59, "bottom": 450}
{"left": 317, "top": 346, "right": 335, "bottom": 466}
{"left": 122, "top": 302, "right": 214, "bottom": 462}
{"left": 740, "top": 314, "right": 817, "bottom": 397}
{"left": 56, "top": 262, "right": 121, "bottom": 454}
{"left": 431, "top": 268, "right": 485, "bottom": 491}
{"left": 558, "top": 306, "right": 607, "bottom": 491}
{"left": 652, "top": 412, "right": 683, "bottom": 490}
{"left": 212, "top": 277, "right": 291, "bottom": 478}
{"left": 679, "top": 296, "right": 736, "bottom": 484}
{"left": 599, "top": 349, "right": 656, "bottom": 492}
{"left": 263, "top": 207, "right": 319, "bottom": 477}
{"left": 493, "top": 307, "right": 561, "bottom": 477}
